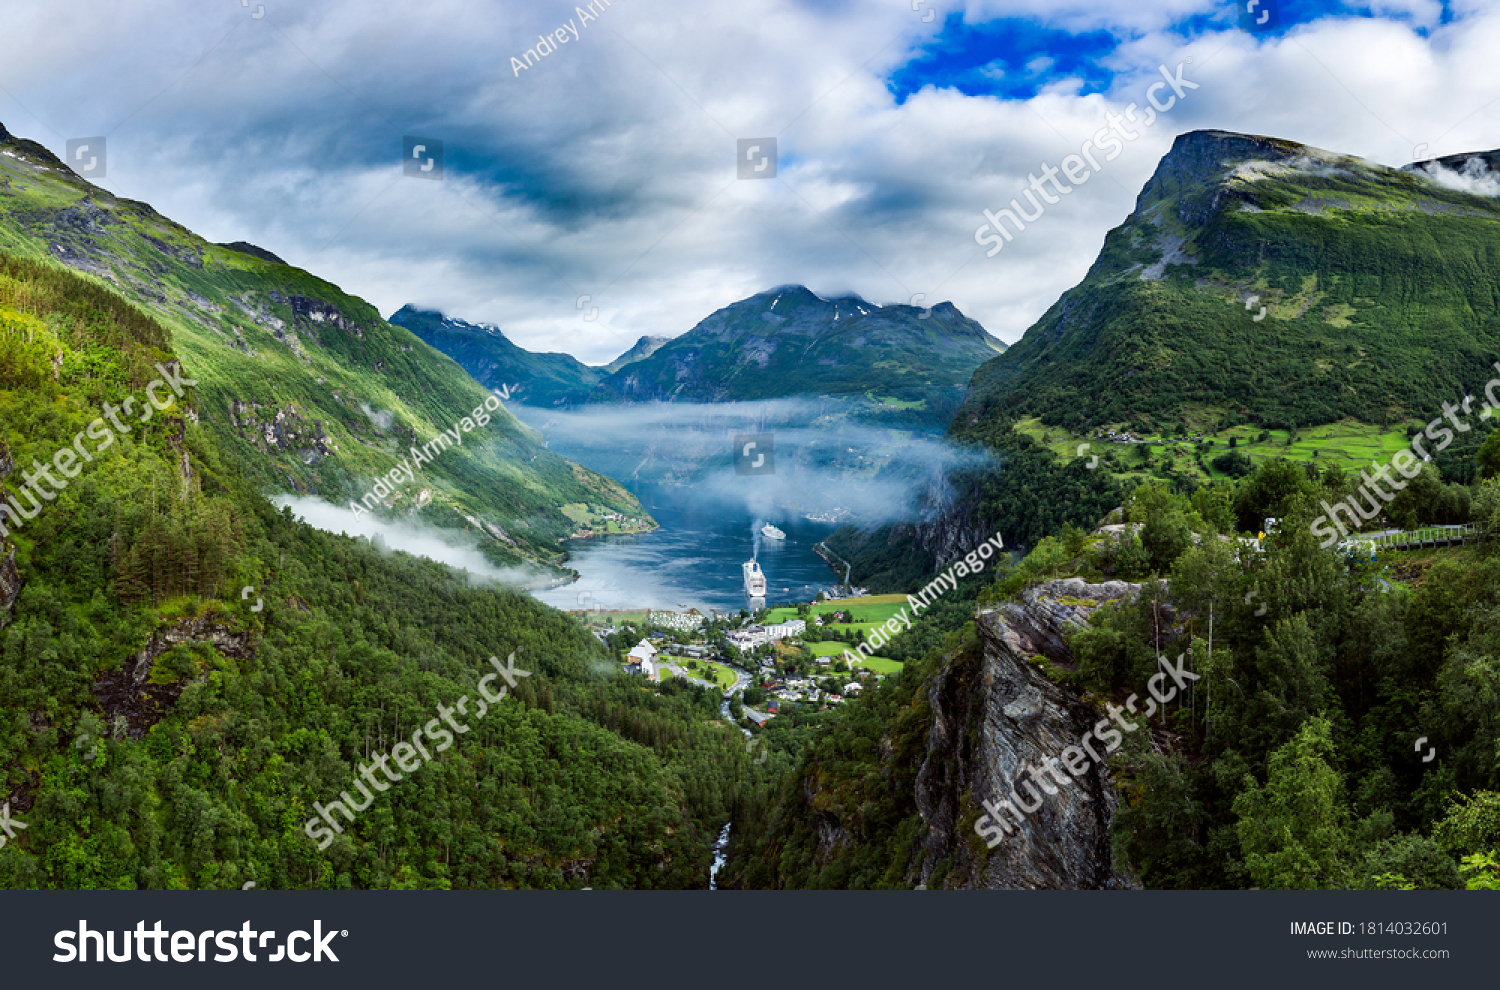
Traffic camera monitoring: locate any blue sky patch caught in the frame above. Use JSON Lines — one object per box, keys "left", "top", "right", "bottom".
{"left": 888, "top": 14, "right": 1120, "bottom": 103}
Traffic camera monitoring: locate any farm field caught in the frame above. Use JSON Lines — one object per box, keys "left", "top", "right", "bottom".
{"left": 766, "top": 594, "right": 909, "bottom": 672}
{"left": 1010, "top": 415, "right": 1486, "bottom": 484}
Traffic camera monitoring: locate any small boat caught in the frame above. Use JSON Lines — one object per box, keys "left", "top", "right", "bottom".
{"left": 761, "top": 524, "right": 786, "bottom": 540}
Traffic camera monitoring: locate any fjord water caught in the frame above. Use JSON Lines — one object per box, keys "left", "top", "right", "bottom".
{"left": 529, "top": 481, "right": 843, "bottom": 614}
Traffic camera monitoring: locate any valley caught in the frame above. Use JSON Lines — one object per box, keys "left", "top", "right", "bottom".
{"left": 4, "top": 113, "right": 1500, "bottom": 898}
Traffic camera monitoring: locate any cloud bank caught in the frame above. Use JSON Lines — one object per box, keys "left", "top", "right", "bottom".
{"left": 274, "top": 494, "right": 546, "bottom": 588}
{"left": 2, "top": 0, "right": 1498, "bottom": 364}
{"left": 509, "top": 397, "right": 994, "bottom": 524}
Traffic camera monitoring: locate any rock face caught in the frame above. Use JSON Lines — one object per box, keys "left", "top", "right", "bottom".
{"left": 227, "top": 400, "right": 334, "bottom": 463}
{"left": 909, "top": 578, "right": 1140, "bottom": 889}
{"left": 0, "top": 548, "right": 20, "bottom": 614}
{"left": 94, "top": 617, "right": 253, "bottom": 738}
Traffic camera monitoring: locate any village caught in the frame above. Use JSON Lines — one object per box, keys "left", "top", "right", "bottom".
{"left": 569, "top": 594, "right": 912, "bottom": 721}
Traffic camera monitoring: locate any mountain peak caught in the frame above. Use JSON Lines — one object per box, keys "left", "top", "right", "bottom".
{"left": 960, "top": 127, "right": 1500, "bottom": 435}
{"left": 388, "top": 305, "right": 600, "bottom": 406}
{"left": 1133, "top": 129, "right": 1338, "bottom": 223}
{"left": 1402, "top": 149, "right": 1500, "bottom": 195}
{"left": 0, "top": 121, "right": 9, "bottom": 143}
{"left": 603, "top": 334, "right": 670, "bottom": 374}
{"left": 1405, "top": 148, "right": 1500, "bottom": 171}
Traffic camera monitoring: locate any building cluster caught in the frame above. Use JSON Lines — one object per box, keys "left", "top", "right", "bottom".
{"left": 764, "top": 676, "right": 866, "bottom": 707}
{"left": 648, "top": 609, "right": 705, "bottom": 632}
{"left": 1090, "top": 429, "right": 1207, "bottom": 445}
{"left": 725, "top": 618, "right": 805, "bottom": 650}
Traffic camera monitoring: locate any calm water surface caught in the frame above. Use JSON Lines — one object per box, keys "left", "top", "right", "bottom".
{"left": 529, "top": 482, "right": 843, "bottom": 613}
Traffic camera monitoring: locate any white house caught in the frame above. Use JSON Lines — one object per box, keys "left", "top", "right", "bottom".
{"left": 726, "top": 619, "right": 806, "bottom": 650}
{"left": 844, "top": 681, "right": 863, "bottom": 694}
{"left": 625, "top": 640, "right": 659, "bottom": 680}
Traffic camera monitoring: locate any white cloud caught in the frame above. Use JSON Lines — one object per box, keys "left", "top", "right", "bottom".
{"left": 1416, "top": 158, "right": 1500, "bottom": 198}
{"left": 273, "top": 495, "right": 544, "bottom": 587}
{"left": 1, "top": 0, "right": 1498, "bottom": 361}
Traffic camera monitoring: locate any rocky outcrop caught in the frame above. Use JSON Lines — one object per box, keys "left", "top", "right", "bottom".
{"left": 227, "top": 400, "right": 334, "bottom": 462}
{"left": 909, "top": 578, "right": 1141, "bottom": 889}
{"left": 0, "top": 548, "right": 20, "bottom": 613}
{"left": 94, "top": 617, "right": 252, "bottom": 738}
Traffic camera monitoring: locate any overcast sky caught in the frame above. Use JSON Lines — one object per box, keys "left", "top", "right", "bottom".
{"left": 2, "top": 0, "right": 1496, "bottom": 364}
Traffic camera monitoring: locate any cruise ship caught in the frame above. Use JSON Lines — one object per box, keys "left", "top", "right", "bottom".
{"left": 743, "top": 559, "right": 767, "bottom": 598}
{"left": 761, "top": 523, "right": 786, "bottom": 541}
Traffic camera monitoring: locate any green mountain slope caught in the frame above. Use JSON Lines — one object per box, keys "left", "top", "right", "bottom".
{"left": 0, "top": 251, "right": 772, "bottom": 890}
{"left": 603, "top": 334, "right": 670, "bottom": 375}
{"left": 388, "top": 305, "right": 604, "bottom": 408}
{"left": 0, "top": 123, "right": 651, "bottom": 573}
{"left": 957, "top": 129, "right": 1500, "bottom": 438}
{"left": 592, "top": 285, "right": 1005, "bottom": 408}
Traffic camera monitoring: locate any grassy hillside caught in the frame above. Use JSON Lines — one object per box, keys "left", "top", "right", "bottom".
{"left": 958, "top": 130, "right": 1500, "bottom": 440}
{"left": 0, "top": 253, "right": 777, "bottom": 889}
{"left": 0, "top": 124, "right": 651, "bottom": 574}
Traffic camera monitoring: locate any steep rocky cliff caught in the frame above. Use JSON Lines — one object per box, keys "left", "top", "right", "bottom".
{"left": 94, "top": 616, "right": 253, "bottom": 739}
{"left": 909, "top": 577, "right": 1140, "bottom": 889}
{"left": 0, "top": 548, "right": 20, "bottom": 616}
{"left": 729, "top": 575, "right": 1144, "bottom": 889}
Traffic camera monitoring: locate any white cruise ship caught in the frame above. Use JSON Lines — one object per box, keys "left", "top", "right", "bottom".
{"left": 743, "top": 559, "right": 767, "bottom": 598}
{"left": 761, "top": 523, "right": 786, "bottom": 541}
